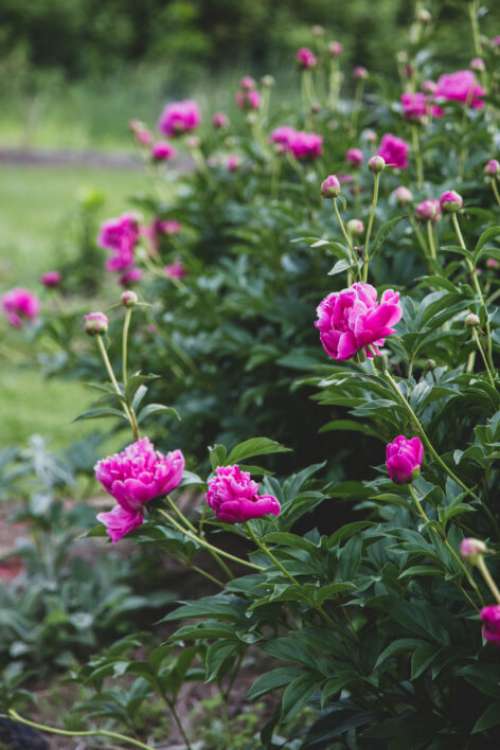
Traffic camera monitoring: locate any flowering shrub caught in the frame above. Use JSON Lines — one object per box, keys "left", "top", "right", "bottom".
{"left": 2, "top": 3, "right": 500, "bottom": 748}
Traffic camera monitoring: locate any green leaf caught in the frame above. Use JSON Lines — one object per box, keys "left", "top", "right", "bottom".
{"left": 374, "top": 638, "right": 427, "bottom": 670}
{"left": 473, "top": 225, "right": 500, "bottom": 260}
{"left": 472, "top": 702, "right": 500, "bottom": 733}
{"left": 370, "top": 215, "right": 405, "bottom": 257}
{"left": 247, "top": 667, "right": 305, "bottom": 700}
{"left": 209, "top": 444, "right": 228, "bottom": 470}
{"left": 227, "top": 437, "right": 291, "bottom": 464}
{"left": 411, "top": 643, "right": 440, "bottom": 679}
{"left": 137, "top": 404, "right": 180, "bottom": 424}
{"left": 328, "top": 259, "right": 355, "bottom": 277}
{"left": 281, "top": 673, "right": 318, "bottom": 718}
{"left": 74, "top": 407, "right": 126, "bottom": 422}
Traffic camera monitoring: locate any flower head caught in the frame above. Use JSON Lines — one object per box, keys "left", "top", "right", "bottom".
{"left": 164, "top": 261, "right": 186, "bottom": 279}
{"left": 121, "top": 290, "right": 138, "bottom": 307}
{"left": 119, "top": 267, "right": 143, "bottom": 288}
{"left": 346, "top": 148, "right": 364, "bottom": 167}
{"left": 212, "top": 112, "right": 229, "bottom": 129}
{"left": 435, "top": 70, "right": 485, "bottom": 109}
{"left": 226, "top": 155, "right": 241, "bottom": 172}
{"left": 484, "top": 159, "right": 500, "bottom": 177}
{"left": 393, "top": 186, "right": 413, "bottom": 205}
{"left": 158, "top": 100, "right": 201, "bottom": 137}
{"left": 2, "top": 288, "right": 40, "bottom": 328}
{"left": 206, "top": 465, "right": 281, "bottom": 523}
{"left": 288, "top": 130, "right": 323, "bottom": 161}
{"left": 386, "top": 435, "right": 424, "bottom": 483}
{"left": 460, "top": 538, "right": 487, "bottom": 563}
{"left": 481, "top": 605, "right": 500, "bottom": 645}
{"left": 296, "top": 47, "right": 317, "bottom": 69}
{"left": 235, "top": 88, "right": 261, "bottom": 110}
{"left": 84, "top": 311, "right": 108, "bottom": 335}
{"left": 439, "top": 190, "right": 463, "bottom": 212}
{"left": 98, "top": 213, "right": 140, "bottom": 272}
{"left": 41, "top": 271, "right": 62, "bottom": 288}
{"left": 328, "top": 41, "right": 343, "bottom": 57}
{"left": 368, "top": 155, "right": 386, "bottom": 173}
{"left": 315, "top": 282, "right": 402, "bottom": 361}
{"left": 240, "top": 76, "right": 256, "bottom": 90}
{"left": 400, "top": 92, "right": 429, "bottom": 121}
{"left": 96, "top": 506, "right": 144, "bottom": 544}
{"left": 151, "top": 141, "right": 176, "bottom": 162}
{"left": 377, "top": 134, "right": 409, "bottom": 169}
{"left": 347, "top": 219, "right": 364, "bottom": 236}
{"left": 415, "top": 199, "right": 441, "bottom": 222}
{"left": 321, "top": 174, "right": 341, "bottom": 198}
{"left": 470, "top": 57, "right": 485, "bottom": 73}
{"left": 353, "top": 66, "right": 368, "bottom": 80}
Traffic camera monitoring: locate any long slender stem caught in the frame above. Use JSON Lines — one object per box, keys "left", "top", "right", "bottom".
{"left": 7, "top": 710, "right": 156, "bottom": 750}
{"left": 472, "top": 328, "right": 496, "bottom": 387}
{"left": 362, "top": 172, "right": 380, "bottom": 281}
{"left": 333, "top": 198, "right": 357, "bottom": 283}
{"left": 96, "top": 335, "right": 140, "bottom": 440}
{"left": 161, "top": 694, "right": 192, "bottom": 750}
{"left": 122, "top": 307, "right": 132, "bottom": 388}
{"left": 426, "top": 220, "right": 437, "bottom": 261}
{"left": 451, "top": 213, "right": 495, "bottom": 376}
{"left": 191, "top": 564, "right": 224, "bottom": 587}
{"left": 490, "top": 179, "right": 500, "bottom": 207}
{"left": 476, "top": 556, "right": 500, "bottom": 604}
{"left": 158, "top": 508, "right": 264, "bottom": 572}
{"left": 411, "top": 125, "right": 424, "bottom": 189}
{"left": 408, "top": 214, "right": 430, "bottom": 263}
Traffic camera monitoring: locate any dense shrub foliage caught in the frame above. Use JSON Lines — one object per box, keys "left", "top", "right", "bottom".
{"left": 1, "top": 4, "right": 500, "bottom": 748}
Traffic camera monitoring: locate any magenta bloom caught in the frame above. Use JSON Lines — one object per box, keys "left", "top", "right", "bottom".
{"left": 435, "top": 70, "right": 485, "bottom": 109}
{"left": 212, "top": 112, "right": 229, "bottom": 129}
{"left": 206, "top": 465, "right": 281, "bottom": 524}
{"left": 2, "top": 288, "right": 40, "bottom": 328}
{"left": 119, "top": 267, "right": 143, "bottom": 287}
{"left": 296, "top": 47, "right": 317, "bottom": 69}
{"left": 386, "top": 435, "right": 424, "bottom": 484}
{"left": 481, "top": 606, "right": 500, "bottom": 645}
{"left": 314, "top": 282, "right": 403, "bottom": 360}
{"left": 151, "top": 141, "right": 176, "bottom": 161}
{"left": 235, "top": 89, "right": 261, "bottom": 110}
{"left": 346, "top": 148, "right": 363, "bottom": 167}
{"left": 315, "top": 282, "right": 402, "bottom": 361}
{"left": 289, "top": 131, "right": 323, "bottom": 161}
{"left": 270, "top": 126, "right": 296, "bottom": 152}
{"left": 41, "top": 271, "right": 62, "bottom": 288}
{"left": 377, "top": 133, "right": 410, "bottom": 169}
{"left": 98, "top": 213, "right": 140, "bottom": 272}
{"left": 164, "top": 261, "right": 186, "bottom": 279}
{"left": 400, "top": 92, "right": 429, "bottom": 121}
{"left": 329, "top": 41, "right": 343, "bottom": 57}
{"left": 158, "top": 100, "right": 201, "bottom": 137}
{"left": 439, "top": 190, "right": 463, "bottom": 212}
{"left": 226, "top": 155, "right": 241, "bottom": 172}
{"left": 240, "top": 76, "right": 256, "bottom": 90}
{"left": 416, "top": 199, "right": 441, "bottom": 222}
{"left": 353, "top": 66, "right": 368, "bottom": 80}
{"left": 96, "top": 438, "right": 185, "bottom": 542}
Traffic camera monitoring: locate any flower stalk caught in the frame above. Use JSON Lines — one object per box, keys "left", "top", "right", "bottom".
{"left": 362, "top": 172, "right": 381, "bottom": 281}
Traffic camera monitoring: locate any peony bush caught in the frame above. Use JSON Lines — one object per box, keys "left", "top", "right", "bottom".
{"left": 2, "top": 3, "right": 500, "bottom": 748}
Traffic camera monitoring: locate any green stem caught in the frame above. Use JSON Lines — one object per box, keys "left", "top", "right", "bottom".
{"left": 472, "top": 328, "right": 496, "bottom": 388}
{"left": 165, "top": 495, "right": 233, "bottom": 578}
{"left": 468, "top": 0, "right": 482, "bottom": 57}
{"left": 490, "top": 179, "right": 500, "bottom": 207}
{"left": 426, "top": 220, "right": 437, "bottom": 261}
{"left": 411, "top": 125, "right": 424, "bottom": 189}
{"left": 451, "top": 213, "right": 495, "bottom": 376}
{"left": 122, "top": 307, "right": 132, "bottom": 388}
{"left": 476, "top": 556, "right": 500, "bottom": 604}
{"left": 408, "top": 214, "right": 430, "bottom": 264}
{"left": 161, "top": 695, "right": 192, "bottom": 750}
{"left": 191, "top": 564, "right": 224, "bottom": 587}
{"left": 362, "top": 172, "right": 380, "bottom": 281}
{"left": 351, "top": 80, "right": 364, "bottom": 136}
{"left": 158, "top": 508, "right": 264, "bottom": 572}
{"left": 333, "top": 198, "right": 357, "bottom": 282}
{"left": 7, "top": 710, "right": 156, "bottom": 750}
{"left": 96, "top": 334, "right": 140, "bottom": 440}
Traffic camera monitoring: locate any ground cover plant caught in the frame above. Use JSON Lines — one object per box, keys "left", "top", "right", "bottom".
{"left": 1, "top": 1, "right": 500, "bottom": 748}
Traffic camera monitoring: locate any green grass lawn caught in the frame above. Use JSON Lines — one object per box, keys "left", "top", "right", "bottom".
{"left": 0, "top": 164, "right": 145, "bottom": 449}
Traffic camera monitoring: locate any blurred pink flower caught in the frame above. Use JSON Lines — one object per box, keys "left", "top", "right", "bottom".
{"left": 41, "top": 271, "right": 62, "bottom": 288}
{"left": 296, "top": 47, "right": 317, "bottom": 69}
{"left": 289, "top": 130, "right": 323, "bottom": 160}
{"left": 435, "top": 70, "right": 485, "bottom": 109}
{"left": 98, "top": 213, "right": 140, "bottom": 272}
{"left": 2, "top": 288, "right": 40, "bottom": 328}
{"left": 345, "top": 147, "right": 363, "bottom": 166}
{"left": 119, "top": 267, "right": 143, "bottom": 287}
{"left": 97, "top": 506, "right": 144, "bottom": 544}
{"left": 158, "top": 100, "right": 201, "bottom": 137}
{"left": 315, "top": 282, "right": 402, "bottom": 361}
{"left": 212, "top": 112, "right": 229, "bottom": 129}
{"left": 353, "top": 66, "right": 368, "bottom": 80}
{"left": 377, "top": 133, "right": 410, "bottom": 169}
{"left": 481, "top": 605, "right": 500, "bottom": 645}
{"left": 164, "top": 261, "right": 186, "bottom": 279}
{"left": 235, "top": 89, "right": 261, "bottom": 110}
{"left": 386, "top": 435, "right": 424, "bottom": 483}
{"left": 151, "top": 141, "right": 176, "bottom": 161}
{"left": 129, "top": 119, "right": 153, "bottom": 146}
{"left": 415, "top": 199, "right": 441, "bottom": 222}
{"left": 328, "top": 41, "right": 343, "bottom": 57}
{"left": 226, "top": 155, "right": 241, "bottom": 172}
{"left": 400, "top": 92, "right": 429, "bottom": 121}
{"left": 206, "top": 465, "right": 281, "bottom": 523}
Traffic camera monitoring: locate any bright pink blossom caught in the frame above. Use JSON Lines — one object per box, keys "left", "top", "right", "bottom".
{"left": 400, "top": 92, "right": 429, "bottom": 121}
{"left": 98, "top": 214, "right": 140, "bottom": 272}
{"left": 315, "top": 282, "right": 402, "bottom": 361}
{"left": 2, "top": 288, "right": 40, "bottom": 328}
{"left": 296, "top": 47, "right": 317, "bottom": 69}
{"left": 386, "top": 435, "right": 424, "bottom": 484}
{"left": 481, "top": 606, "right": 500, "bottom": 645}
{"left": 289, "top": 131, "right": 323, "bottom": 161}
{"left": 41, "top": 271, "right": 62, "bottom": 288}
{"left": 439, "top": 190, "right": 463, "bottom": 212}
{"left": 235, "top": 89, "right": 261, "bottom": 110}
{"left": 158, "top": 100, "right": 201, "bottom": 137}
{"left": 270, "top": 126, "right": 296, "bottom": 151}
{"left": 164, "top": 261, "right": 186, "bottom": 279}
{"left": 151, "top": 141, "right": 176, "bottom": 161}
{"left": 119, "top": 267, "right": 143, "bottom": 287}
{"left": 346, "top": 148, "right": 363, "bottom": 166}
{"left": 377, "top": 133, "right": 410, "bottom": 169}
{"left": 435, "top": 70, "right": 485, "bottom": 109}
{"left": 206, "top": 465, "right": 281, "bottom": 523}
{"left": 97, "top": 506, "right": 144, "bottom": 544}
{"left": 416, "top": 199, "right": 441, "bottom": 222}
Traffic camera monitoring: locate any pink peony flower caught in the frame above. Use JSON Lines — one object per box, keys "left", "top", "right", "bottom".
{"left": 84, "top": 311, "right": 108, "bottom": 335}
{"left": 129, "top": 119, "right": 153, "bottom": 146}
{"left": 212, "top": 112, "right": 229, "bottom": 129}
{"left": 346, "top": 147, "right": 364, "bottom": 166}
{"left": 158, "top": 100, "right": 201, "bottom": 137}
{"left": 151, "top": 141, "right": 176, "bottom": 162}
{"left": 485, "top": 159, "right": 500, "bottom": 176}
{"left": 416, "top": 199, "right": 441, "bottom": 222}
{"left": 289, "top": 130, "right": 323, "bottom": 161}
{"left": 435, "top": 70, "right": 485, "bottom": 109}
{"left": 386, "top": 435, "right": 424, "bottom": 484}
{"left": 206, "top": 465, "right": 281, "bottom": 523}
{"left": 270, "top": 126, "right": 296, "bottom": 152}
{"left": 41, "top": 271, "right": 62, "bottom": 288}
{"left": 96, "top": 439, "right": 185, "bottom": 542}
{"left": 400, "top": 92, "right": 429, "bottom": 121}
{"left": 353, "top": 66, "right": 368, "bottom": 80}
{"left": 119, "top": 267, "right": 143, "bottom": 287}
{"left": 329, "top": 41, "right": 343, "bottom": 57}
{"left": 2, "top": 288, "right": 40, "bottom": 328}
{"left": 439, "top": 190, "right": 463, "bottom": 212}
{"left": 226, "top": 155, "right": 241, "bottom": 172}
{"left": 98, "top": 213, "right": 140, "bottom": 272}
{"left": 240, "top": 76, "right": 256, "bottom": 90}
{"left": 315, "top": 282, "right": 402, "bottom": 361}
{"left": 377, "top": 133, "right": 410, "bottom": 169}
{"left": 481, "top": 605, "right": 500, "bottom": 644}
{"left": 235, "top": 89, "right": 261, "bottom": 110}
{"left": 460, "top": 538, "right": 486, "bottom": 560}
{"left": 164, "top": 261, "right": 186, "bottom": 279}
{"left": 296, "top": 47, "right": 317, "bottom": 69}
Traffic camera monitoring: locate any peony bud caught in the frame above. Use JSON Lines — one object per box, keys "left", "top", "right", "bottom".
{"left": 41, "top": 271, "right": 62, "bottom": 288}
{"left": 212, "top": 112, "right": 229, "bottom": 129}
{"left": 415, "top": 199, "right": 441, "bottom": 222}
{"left": 484, "top": 159, "right": 500, "bottom": 177}
{"left": 328, "top": 41, "right": 343, "bottom": 58}
{"left": 368, "top": 155, "right": 385, "bottom": 173}
{"left": 240, "top": 76, "right": 256, "bottom": 90}
{"left": 347, "top": 219, "right": 364, "bottom": 235}
{"left": 460, "top": 538, "right": 487, "bottom": 563}
{"left": 353, "top": 66, "right": 368, "bottom": 80}
{"left": 362, "top": 129, "right": 377, "bottom": 144}
{"left": 296, "top": 47, "right": 317, "bottom": 70}
{"left": 470, "top": 57, "right": 485, "bottom": 72}
{"left": 121, "top": 290, "right": 138, "bottom": 307}
{"left": 321, "top": 174, "right": 341, "bottom": 198}
{"left": 386, "top": 435, "right": 424, "bottom": 484}
{"left": 346, "top": 148, "right": 364, "bottom": 167}
{"left": 439, "top": 190, "right": 463, "bottom": 213}
{"left": 394, "top": 186, "right": 413, "bottom": 205}
{"left": 84, "top": 311, "right": 108, "bottom": 335}
{"left": 480, "top": 606, "right": 500, "bottom": 645}
{"left": 465, "top": 312, "right": 480, "bottom": 327}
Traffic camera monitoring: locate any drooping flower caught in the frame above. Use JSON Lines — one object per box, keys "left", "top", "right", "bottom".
{"left": 386, "top": 435, "right": 424, "bottom": 484}
{"left": 346, "top": 148, "right": 364, "bottom": 167}
{"left": 96, "top": 439, "right": 185, "bottom": 542}
{"left": 296, "top": 47, "right": 317, "bottom": 69}
{"left": 288, "top": 130, "right": 323, "bottom": 161}
{"left": 151, "top": 141, "right": 176, "bottom": 162}
{"left": 206, "top": 465, "right": 281, "bottom": 523}
{"left": 377, "top": 133, "right": 410, "bottom": 169}
{"left": 158, "top": 100, "right": 201, "bottom": 137}
{"left": 435, "top": 70, "right": 485, "bottom": 109}
{"left": 41, "top": 271, "right": 62, "bottom": 288}
{"left": 415, "top": 199, "right": 441, "bottom": 222}
{"left": 164, "top": 261, "right": 186, "bottom": 279}
{"left": 481, "top": 605, "right": 500, "bottom": 645}
{"left": 315, "top": 282, "right": 402, "bottom": 361}
{"left": 1, "top": 288, "right": 40, "bottom": 328}
{"left": 98, "top": 213, "right": 140, "bottom": 272}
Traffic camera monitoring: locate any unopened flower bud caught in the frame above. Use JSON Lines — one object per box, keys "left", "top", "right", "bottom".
{"left": 394, "top": 186, "right": 413, "bottom": 205}
{"left": 417, "top": 8, "right": 432, "bottom": 23}
{"left": 470, "top": 57, "right": 485, "bottom": 72}
{"left": 84, "top": 311, "right": 108, "bottom": 335}
{"left": 261, "top": 74, "right": 275, "bottom": 88}
{"left": 485, "top": 159, "right": 500, "bottom": 177}
{"left": 416, "top": 199, "right": 441, "bottom": 222}
{"left": 321, "top": 174, "right": 341, "bottom": 198}
{"left": 439, "top": 190, "right": 463, "bottom": 212}
{"left": 121, "top": 290, "right": 138, "bottom": 307}
{"left": 465, "top": 312, "right": 480, "bottom": 327}
{"left": 460, "top": 538, "right": 487, "bottom": 563}
{"left": 328, "top": 41, "right": 343, "bottom": 58}
{"left": 347, "top": 219, "right": 364, "bottom": 235}
{"left": 368, "top": 155, "right": 385, "bottom": 173}
{"left": 353, "top": 66, "right": 368, "bottom": 80}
